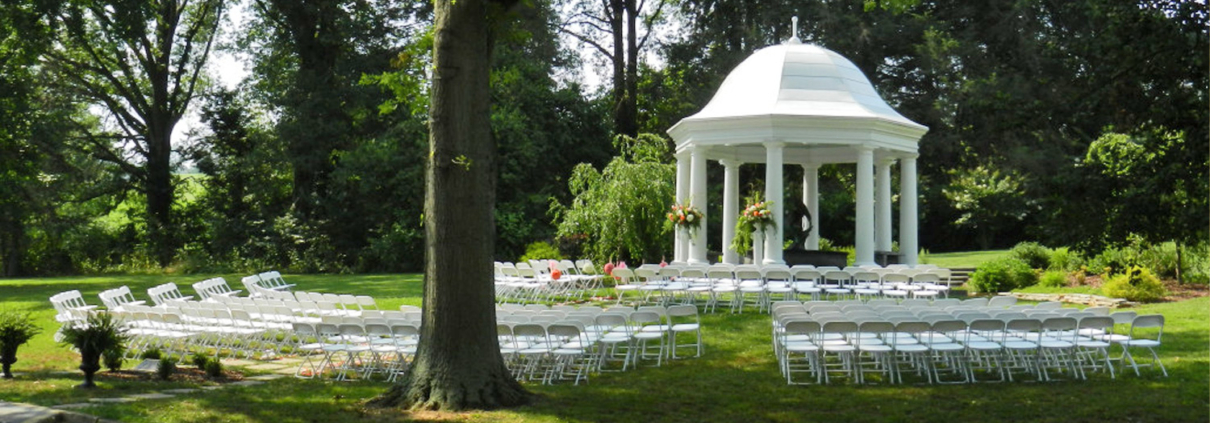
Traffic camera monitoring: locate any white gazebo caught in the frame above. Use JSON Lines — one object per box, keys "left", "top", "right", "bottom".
{"left": 666, "top": 22, "right": 928, "bottom": 267}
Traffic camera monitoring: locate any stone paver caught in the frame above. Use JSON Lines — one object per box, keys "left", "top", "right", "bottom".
{"left": 273, "top": 367, "right": 300, "bottom": 376}
{"left": 88, "top": 397, "right": 136, "bottom": 404}
{"left": 51, "top": 403, "right": 96, "bottom": 410}
{"left": 126, "top": 393, "right": 176, "bottom": 400}
{"left": 228, "top": 380, "right": 265, "bottom": 387}
{"left": 1, "top": 401, "right": 112, "bottom": 423}
{"left": 161, "top": 388, "right": 201, "bottom": 394}
{"left": 200, "top": 386, "right": 223, "bottom": 390}
{"left": 221, "top": 359, "right": 258, "bottom": 367}
{"left": 247, "top": 374, "right": 284, "bottom": 381}
{"left": 246, "top": 363, "right": 288, "bottom": 371}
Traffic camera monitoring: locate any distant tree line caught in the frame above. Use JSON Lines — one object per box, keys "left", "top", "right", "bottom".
{"left": 0, "top": 0, "right": 1204, "bottom": 276}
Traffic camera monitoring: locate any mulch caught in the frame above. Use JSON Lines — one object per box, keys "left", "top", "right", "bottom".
{"left": 98, "top": 367, "right": 244, "bottom": 384}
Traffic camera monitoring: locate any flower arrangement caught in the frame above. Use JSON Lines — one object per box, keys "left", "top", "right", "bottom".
{"left": 668, "top": 203, "right": 704, "bottom": 230}
{"left": 730, "top": 195, "right": 776, "bottom": 256}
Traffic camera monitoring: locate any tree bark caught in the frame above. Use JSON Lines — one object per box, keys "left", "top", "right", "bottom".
{"left": 369, "top": 0, "right": 528, "bottom": 411}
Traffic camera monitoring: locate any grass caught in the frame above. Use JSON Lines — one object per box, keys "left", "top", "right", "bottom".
{"left": 1, "top": 273, "right": 1207, "bottom": 422}
{"left": 922, "top": 250, "right": 1010, "bottom": 268}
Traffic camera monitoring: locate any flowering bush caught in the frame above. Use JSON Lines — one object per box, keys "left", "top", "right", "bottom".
{"left": 668, "top": 203, "right": 703, "bottom": 230}
{"left": 730, "top": 197, "right": 777, "bottom": 256}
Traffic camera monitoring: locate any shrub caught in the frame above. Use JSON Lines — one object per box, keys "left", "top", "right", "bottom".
{"left": 1103, "top": 266, "right": 1167, "bottom": 303}
{"left": 968, "top": 257, "right": 1037, "bottom": 294}
{"left": 1039, "top": 270, "right": 1068, "bottom": 288}
{"left": 1047, "top": 247, "right": 1084, "bottom": 271}
{"left": 0, "top": 310, "right": 43, "bottom": 378}
{"left": 1088, "top": 244, "right": 1137, "bottom": 275}
{"left": 103, "top": 347, "right": 125, "bottom": 371}
{"left": 191, "top": 353, "right": 210, "bottom": 369}
{"left": 157, "top": 358, "right": 176, "bottom": 381}
{"left": 204, "top": 359, "right": 223, "bottom": 378}
{"left": 1185, "top": 273, "right": 1209, "bottom": 285}
{"left": 1010, "top": 242, "right": 1052, "bottom": 269}
{"left": 140, "top": 347, "right": 162, "bottom": 360}
{"left": 518, "top": 241, "right": 564, "bottom": 262}
{"left": 60, "top": 313, "right": 130, "bottom": 388}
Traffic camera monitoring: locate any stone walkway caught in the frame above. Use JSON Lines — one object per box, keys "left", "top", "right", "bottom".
{"left": 0, "top": 358, "right": 298, "bottom": 423}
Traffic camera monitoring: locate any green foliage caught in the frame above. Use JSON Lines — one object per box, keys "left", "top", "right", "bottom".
{"left": 1047, "top": 247, "right": 1084, "bottom": 272}
{"left": 1103, "top": 266, "right": 1167, "bottom": 303}
{"left": 730, "top": 193, "right": 775, "bottom": 256}
{"left": 0, "top": 309, "right": 42, "bottom": 377}
{"left": 551, "top": 134, "right": 675, "bottom": 264}
{"left": 943, "top": 165, "right": 1029, "bottom": 250}
{"left": 518, "top": 241, "right": 564, "bottom": 262}
{"left": 1009, "top": 242, "right": 1052, "bottom": 269}
{"left": 1038, "top": 270, "right": 1068, "bottom": 288}
{"left": 102, "top": 347, "right": 124, "bottom": 372}
{"left": 190, "top": 353, "right": 210, "bottom": 370}
{"left": 156, "top": 358, "right": 176, "bottom": 381}
{"left": 139, "top": 348, "right": 162, "bottom": 361}
{"left": 59, "top": 313, "right": 130, "bottom": 386}
{"left": 204, "top": 359, "right": 223, "bottom": 378}
{"left": 968, "top": 257, "right": 1037, "bottom": 294}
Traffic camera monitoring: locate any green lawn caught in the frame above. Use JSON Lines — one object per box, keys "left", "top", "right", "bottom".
{"left": 1, "top": 273, "right": 1207, "bottom": 422}
{"left": 922, "top": 249, "right": 1010, "bottom": 268}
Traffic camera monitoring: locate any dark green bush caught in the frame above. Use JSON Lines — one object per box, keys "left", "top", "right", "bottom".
{"left": 190, "top": 353, "right": 210, "bottom": 369}
{"left": 1010, "top": 242, "right": 1052, "bottom": 269}
{"left": 1039, "top": 270, "right": 1068, "bottom": 288}
{"left": 204, "top": 359, "right": 223, "bottom": 378}
{"left": 103, "top": 347, "right": 125, "bottom": 371}
{"left": 139, "top": 347, "right": 162, "bottom": 360}
{"left": 1103, "top": 266, "right": 1167, "bottom": 303}
{"left": 157, "top": 358, "right": 176, "bottom": 381}
{"left": 968, "top": 257, "right": 1037, "bottom": 294}
{"left": 1047, "top": 247, "right": 1084, "bottom": 271}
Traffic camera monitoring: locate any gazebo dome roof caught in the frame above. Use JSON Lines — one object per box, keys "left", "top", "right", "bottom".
{"left": 691, "top": 43, "right": 919, "bottom": 127}
{"left": 667, "top": 41, "right": 928, "bottom": 164}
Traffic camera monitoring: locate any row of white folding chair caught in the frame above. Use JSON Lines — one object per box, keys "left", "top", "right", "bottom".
{"left": 191, "top": 277, "right": 242, "bottom": 301}
{"left": 290, "top": 320, "right": 420, "bottom": 381}
{"left": 98, "top": 286, "right": 147, "bottom": 311}
{"left": 147, "top": 282, "right": 193, "bottom": 306}
{"left": 775, "top": 314, "right": 1128, "bottom": 385}
{"left": 499, "top": 321, "right": 599, "bottom": 384}
{"left": 292, "top": 291, "right": 377, "bottom": 310}
{"left": 49, "top": 290, "right": 96, "bottom": 322}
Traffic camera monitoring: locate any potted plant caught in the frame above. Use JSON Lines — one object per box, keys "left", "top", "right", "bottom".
{"left": 730, "top": 194, "right": 777, "bottom": 258}
{"left": 0, "top": 310, "right": 43, "bottom": 379}
{"left": 59, "top": 312, "right": 130, "bottom": 388}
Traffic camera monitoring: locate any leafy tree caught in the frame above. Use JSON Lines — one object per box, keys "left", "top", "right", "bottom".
{"left": 942, "top": 164, "right": 1029, "bottom": 250}
{"left": 35, "top": 0, "right": 225, "bottom": 266}
{"left": 551, "top": 133, "right": 675, "bottom": 264}
{"left": 369, "top": 0, "right": 529, "bottom": 411}
{"left": 1081, "top": 127, "right": 1209, "bottom": 282}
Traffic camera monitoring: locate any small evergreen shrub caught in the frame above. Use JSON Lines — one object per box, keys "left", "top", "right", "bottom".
{"left": 1103, "top": 266, "right": 1167, "bottom": 303}
{"left": 157, "top": 358, "right": 176, "bottom": 381}
{"left": 204, "top": 359, "right": 223, "bottom": 378}
{"left": 518, "top": 241, "right": 564, "bottom": 262}
{"left": 0, "top": 310, "right": 43, "bottom": 378}
{"left": 1039, "top": 270, "right": 1068, "bottom": 288}
{"left": 103, "top": 346, "right": 125, "bottom": 371}
{"left": 968, "top": 257, "right": 1037, "bottom": 293}
{"left": 1047, "top": 247, "right": 1084, "bottom": 271}
{"left": 191, "top": 353, "right": 210, "bottom": 369}
{"left": 140, "top": 348, "right": 162, "bottom": 360}
{"left": 1010, "top": 242, "right": 1052, "bottom": 269}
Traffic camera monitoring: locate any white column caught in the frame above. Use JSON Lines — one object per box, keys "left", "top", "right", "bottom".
{"left": 855, "top": 147, "right": 876, "bottom": 266}
{"left": 900, "top": 154, "right": 919, "bottom": 266}
{"left": 674, "top": 151, "right": 690, "bottom": 262}
{"left": 802, "top": 164, "right": 819, "bottom": 250}
{"left": 763, "top": 142, "right": 785, "bottom": 265}
{"left": 876, "top": 157, "right": 894, "bottom": 253}
{"left": 721, "top": 159, "right": 741, "bottom": 264}
{"left": 689, "top": 147, "right": 709, "bottom": 264}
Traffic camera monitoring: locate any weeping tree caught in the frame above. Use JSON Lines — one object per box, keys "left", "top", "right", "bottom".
{"left": 368, "top": 0, "right": 528, "bottom": 411}
{"left": 550, "top": 133, "right": 675, "bottom": 264}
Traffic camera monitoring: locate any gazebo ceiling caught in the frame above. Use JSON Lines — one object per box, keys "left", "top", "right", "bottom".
{"left": 667, "top": 42, "right": 928, "bottom": 163}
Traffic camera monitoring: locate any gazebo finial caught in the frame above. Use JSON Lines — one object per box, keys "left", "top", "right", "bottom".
{"left": 787, "top": 16, "right": 802, "bottom": 45}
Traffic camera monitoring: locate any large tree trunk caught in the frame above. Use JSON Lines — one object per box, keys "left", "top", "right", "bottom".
{"left": 145, "top": 128, "right": 175, "bottom": 267}
{"left": 369, "top": 0, "right": 528, "bottom": 411}
{"left": 620, "top": 0, "right": 639, "bottom": 138}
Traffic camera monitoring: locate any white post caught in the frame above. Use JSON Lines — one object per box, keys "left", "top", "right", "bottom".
{"left": 675, "top": 151, "right": 690, "bottom": 262}
{"left": 752, "top": 229, "right": 765, "bottom": 265}
{"left": 876, "top": 157, "right": 894, "bottom": 253}
{"left": 721, "top": 159, "right": 741, "bottom": 264}
{"left": 763, "top": 142, "right": 785, "bottom": 265}
{"left": 802, "top": 164, "right": 819, "bottom": 250}
{"left": 855, "top": 146, "right": 876, "bottom": 266}
{"left": 900, "top": 154, "right": 919, "bottom": 266}
{"left": 689, "top": 146, "right": 709, "bottom": 264}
